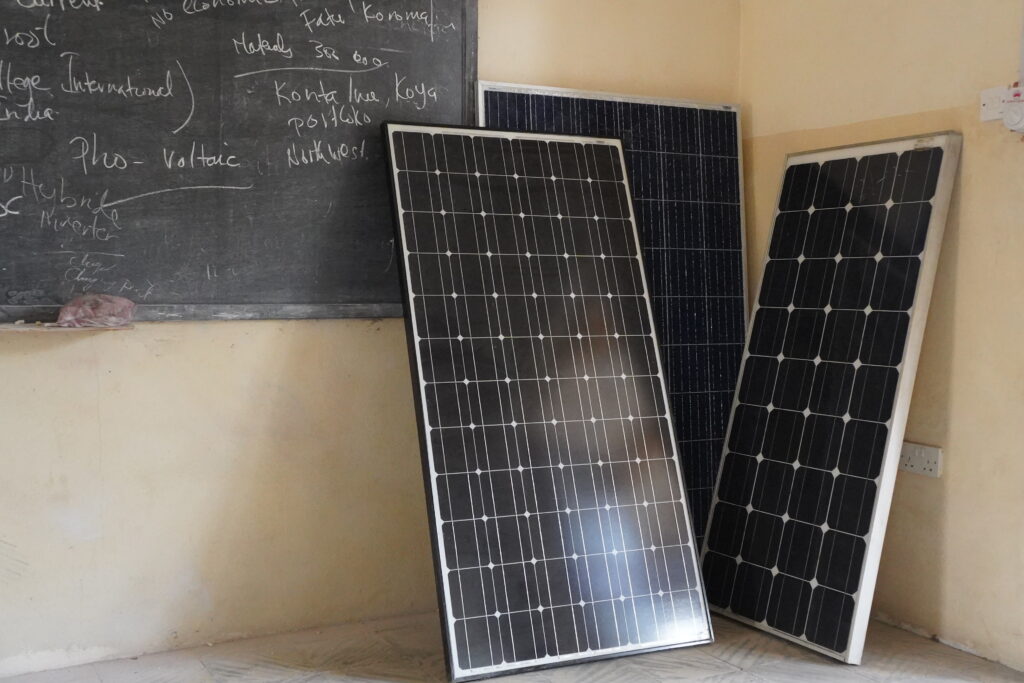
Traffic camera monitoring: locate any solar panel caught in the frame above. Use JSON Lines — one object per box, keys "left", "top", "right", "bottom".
{"left": 384, "top": 123, "right": 714, "bottom": 681}
{"left": 701, "top": 132, "right": 961, "bottom": 663}
{"left": 478, "top": 83, "right": 747, "bottom": 548}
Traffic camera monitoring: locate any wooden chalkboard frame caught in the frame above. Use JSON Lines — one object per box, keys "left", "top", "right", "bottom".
{"left": 1, "top": 1, "right": 478, "bottom": 324}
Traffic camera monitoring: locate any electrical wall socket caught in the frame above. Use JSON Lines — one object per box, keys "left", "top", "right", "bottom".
{"left": 980, "top": 86, "right": 1007, "bottom": 121}
{"left": 899, "top": 442, "right": 943, "bottom": 477}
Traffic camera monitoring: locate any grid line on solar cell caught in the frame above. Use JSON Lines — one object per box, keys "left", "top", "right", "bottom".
{"left": 447, "top": 539, "right": 694, "bottom": 569}
{"left": 388, "top": 124, "right": 712, "bottom": 681}
{"left": 481, "top": 85, "right": 747, "bottom": 550}
{"left": 702, "top": 138, "right": 958, "bottom": 664}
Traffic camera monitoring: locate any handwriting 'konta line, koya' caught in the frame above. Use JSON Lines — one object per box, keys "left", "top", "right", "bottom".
{"left": 232, "top": 63, "right": 384, "bottom": 79}
{"left": 101, "top": 184, "right": 254, "bottom": 209}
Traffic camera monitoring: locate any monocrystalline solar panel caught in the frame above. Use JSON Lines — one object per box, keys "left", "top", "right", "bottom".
{"left": 385, "top": 123, "right": 713, "bottom": 681}
{"left": 478, "top": 83, "right": 747, "bottom": 548}
{"left": 702, "top": 132, "right": 961, "bottom": 663}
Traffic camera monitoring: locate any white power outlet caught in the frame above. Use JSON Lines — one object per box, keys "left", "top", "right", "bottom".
{"left": 980, "top": 86, "right": 1007, "bottom": 121}
{"left": 899, "top": 442, "right": 943, "bottom": 478}
{"left": 980, "top": 84, "right": 1024, "bottom": 131}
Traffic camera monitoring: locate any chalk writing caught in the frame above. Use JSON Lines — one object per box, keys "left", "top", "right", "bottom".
{"left": 17, "top": 167, "right": 121, "bottom": 228}
{"left": 69, "top": 133, "right": 141, "bottom": 175}
{"left": 274, "top": 79, "right": 341, "bottom": 107}
{"left": 287, "top": 105, "right": 372, "bottom": 136}
{"left": 172, "top": 61, "right": 195, "bottom": 134}
{"left": 54, "top": 250, "right": 123, "bottom": 293}
{"left": 16, "top": 0, "right": 102, "bottom": 12}
{"left": 3, "top": 166, "right": 123, "bottom": 242}
{"left": 394, "top": 74, "right": 438, "bottom": 110}
{"left": 0, "top": 59, "right": 57, "bottom": 120}
{"left": 162, "top": 141, "right": 242, "bottom": 169}
{"left": 300, "top": 8, "right": 346, "bottom": 32}
{"left": 99, "top": 184, "right": 254, "bottom": 210}
{"left": 150, "top": 6, "right": 174, "bottom": 30}
{"left": 309, "top": 39, "right": 340, "bottom": 61}
{"left": 286, "top": 138, "right": 369, "bottom": 168}
{"left": 0, "top": 0, "right": 469, "bottom": 315}
{"left": 0, "top": 194, "right": 22, "bottom": 218}
{"left": 232, "top": 32, "right": 293, "bottom": 59}
{"left": 3, "top": 13, "right": 57, "bottom": 49}
{"left": 182, "top": 0, "right": 297, "bottom": 16}
{"left": 61, "top": 52, "right": 175, "bottom": 99}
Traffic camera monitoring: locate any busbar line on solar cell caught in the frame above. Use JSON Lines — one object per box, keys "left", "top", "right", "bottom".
{"left": 701, "top": 133, "right": 961, "bottom": 666}
{"left": 479, "top": 83, "right": 747, "bottom": 551}
{"left": 387, "top": 123, "right": 712, "bottom": 681}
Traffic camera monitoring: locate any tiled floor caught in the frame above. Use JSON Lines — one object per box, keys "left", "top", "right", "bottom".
{"left": 5, "top": 613, "right": 1022, "bottom": 682}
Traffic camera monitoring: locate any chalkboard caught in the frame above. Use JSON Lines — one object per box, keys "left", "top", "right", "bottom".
{"left": 0, "top": 0, "right": 477, "bottom": 321}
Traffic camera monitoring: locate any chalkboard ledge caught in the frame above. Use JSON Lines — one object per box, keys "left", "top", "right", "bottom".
{"left": 0, "top": 324, "right": 134, "bottom": 333}
{"left": 0, "top": 304, "right": 404, "bottom": 323}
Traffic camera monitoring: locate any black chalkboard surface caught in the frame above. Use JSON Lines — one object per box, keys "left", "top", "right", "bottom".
{"left": 0, "top": 0, "right": 476, "bottom": 321}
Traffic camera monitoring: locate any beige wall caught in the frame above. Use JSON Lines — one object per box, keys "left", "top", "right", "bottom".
{"left": 740, "top": 0, "right": 1023, "bottom": 138}
{"left": 0, "top": 320, "right": 434, "bottom": 677}
{"left": 478, "top": 0, "right": 740, "bottom": 102}
{"left": 0, "top": 1, "right": 742, "bottom": 677}
{"left": 738, "top": 0, "right": 1024, "bottom": 671}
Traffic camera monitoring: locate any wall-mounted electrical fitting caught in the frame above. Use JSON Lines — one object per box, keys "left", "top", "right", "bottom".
{"left": 979, "top": 9, "right": 1024, "bottom": 132}
{"left": 900, "top": 442, "right": 944, "bottom": 478}
{"left": 1002, "top": 85, "right": 1024, "bottom": 132}
{"left": 981, "top": 84, "right": 1024, "bottom": 132}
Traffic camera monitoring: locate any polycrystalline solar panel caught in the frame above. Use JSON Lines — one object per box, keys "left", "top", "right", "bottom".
{"left": 702, "top": 133, "right": 961, "bottom": 663}
{"left": 385, "top": 123, "right": 713, "bottom": 681}
{"left": 478, "top": 83, "right": 747, "bottom": 548}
